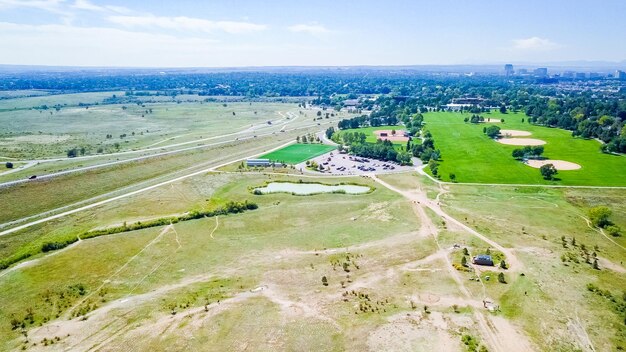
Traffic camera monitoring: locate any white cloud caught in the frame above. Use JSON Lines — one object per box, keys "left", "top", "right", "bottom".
{"left": 0, "top": 22, "right": 298, "bottom": 67}
{"left": 512, "top": 37, "right": 559, "bottom": 50}
{"left": 71, "top": 0, "right": 130, "bottom": 14}
{"left": 288, "top": 23, "right": 330, "bottom": 35}
{"left": 71, "top": 0, "right": 102, "bottom": 11}
{"left": 107, "top": 15, "right": 267, "bottom": 34}
{"left": 0, "top": 0, "right": 67, "bottom": 14}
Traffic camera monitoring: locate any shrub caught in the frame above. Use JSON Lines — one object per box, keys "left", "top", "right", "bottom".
{"left": 498, "top": 272, "right": 506, "bottom": 284}
{"left": 588, "top": 206, "right": 612, "bottom": 228}
{"left": 606, "top": 225, "right": 621, "bottom": 237}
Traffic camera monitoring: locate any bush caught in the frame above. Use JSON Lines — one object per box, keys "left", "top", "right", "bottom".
{"left": 589, "top": 206, "right": 612, "bottom": 228}
{"left": 498, "top": 272, "right": 506, "bottom": 283}
{"left": 606, "top": 225, "right": 621, "bottom": 237}
{"left": 5, "top": 162, "right": 13, "bottom": 169}
{"left": 42, "top": 239, "right": 78, "bottom": 252}
{"left": 46, "top": 201, "right": 259, "bottom": 254}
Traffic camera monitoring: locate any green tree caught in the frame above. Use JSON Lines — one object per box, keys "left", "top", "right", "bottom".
{"left": 498, "top": 272, "right": 506, "bottom": 283}
{"left": 485, "top": 125, "right": 501, "bottom": 138}
{"left": 321, "top": 276, "right": 328, "bottom": 286}
{"left": 449, "top": 173, "right": 456, "bottom": 182}
{"left": 512, "top": 149, "right": 524, "bottom": 159}
{"left": 499, "top": 105, "right": 507, "bottom": 114}
{"left": 5, "top": 162, "right": 12, "bottom": 169}
{"left": 588, "top": 206, "right": 612, "bottom": 228}
{"left": 500, "top": 260, "right": 507, "bottom": 269}
{"left": 396, "top": 151, "right": 413, "bottom": 165}
{"left": 461, "top": 256, "right": 467, "bottom": 267}
{"left": 539, "top": 163, "right": 557, "bottom": 180}
{"left": 605, "top": 225, "right": 621, "bottom": 237}
{"left": 428, "top": 159, "right": 439, "bottom": 176}
{"left": 593, "top": 258, "right": 600, "bottom": 270}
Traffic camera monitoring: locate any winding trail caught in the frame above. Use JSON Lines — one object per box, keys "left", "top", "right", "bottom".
{"left": 580, "top": 215, "right": 626, "bottom": 252}
{"left": 369, "top": 174, "right": 532, "bottom": 352}
{"left": 369, "top": 174, "right": 523, "bottom": 271}
{"left": 209, "top": 216, "right": 219, "bottom": 239}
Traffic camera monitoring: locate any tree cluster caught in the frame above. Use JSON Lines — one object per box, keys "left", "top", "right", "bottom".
{"left": 511, "top": 145, "right": 544, "bottom": 160}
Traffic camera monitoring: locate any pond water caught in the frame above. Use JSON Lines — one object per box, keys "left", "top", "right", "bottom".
{"left": 255, "top": 182, "right": 370, "bottom": 195}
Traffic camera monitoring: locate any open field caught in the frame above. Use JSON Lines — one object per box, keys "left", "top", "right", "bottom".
{"left": 0, "top": 90, "right": 624, "bottom": 351}
{"left": 0, "top": 172, "right": 424, "bottom": 350}
{"left": 378, "top": 173, "right": 626, "bottom": 350}
{"left": 423, "top": 111, "right": 626, "bottom": 186}
{"left": 1, "top": 170, "right": 624, "bottom": 351}
{"left": 260, "top": 143, "right": 336, "bottom": 164}
{"left": 0, "top": 99, "right": 308, "bottom": 159}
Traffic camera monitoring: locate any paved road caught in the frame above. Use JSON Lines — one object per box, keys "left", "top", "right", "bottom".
{"left": 0, "top": 112, "right": 325, "bottom": 189}
{"left": 0, "top": 140, "right": 296, "bottom": 237}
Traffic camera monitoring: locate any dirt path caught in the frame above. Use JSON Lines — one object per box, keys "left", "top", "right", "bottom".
{"left": 0, "top": 235, "right": 82, "bottom": 279}
{"left": 209, "top": 216, "right": 219, "bottom": 239}
{"left": 369, "top": 173, "right": 534, "bottom": 352}
{"left": 68, "top": 224, "right": 174, "bottom": 315}
{"left": 369, "top": 174, "right": 523, "bottom": 271}
{"left": 580, "top": 216, "right": 626, "bottom": 252}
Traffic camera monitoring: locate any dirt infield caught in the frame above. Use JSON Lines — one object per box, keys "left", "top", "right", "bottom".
{"left": 374, "top": 130, "right": 409, "bottom": 142}
{"left": 497, "top": 138, "right": 546, "bottom": 146}
{"left": 499, "top": 130, "right": 532, "bottom": 137}
{"left": 526, "top": 159, "right": 581, "bottom": 170}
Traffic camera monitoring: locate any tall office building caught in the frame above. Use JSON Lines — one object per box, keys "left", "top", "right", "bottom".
{"left": 534, "top": 68, "right": 548, "bottom": 77}
{"left": 504, "top": 64, "right": 514, "bottom": 76}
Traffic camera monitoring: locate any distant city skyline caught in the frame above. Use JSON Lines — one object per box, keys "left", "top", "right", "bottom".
{"left": 0, "top": 0, "right": 625, "bottom": 68}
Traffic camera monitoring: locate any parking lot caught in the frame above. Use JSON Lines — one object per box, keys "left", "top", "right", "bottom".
{"left": 296, "top": 151, "right": 416, "bottom": 175}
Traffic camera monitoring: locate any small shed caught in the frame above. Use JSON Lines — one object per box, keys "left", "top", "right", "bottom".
{"left": 472, "top": 255, "right": 494, "bottom": 266}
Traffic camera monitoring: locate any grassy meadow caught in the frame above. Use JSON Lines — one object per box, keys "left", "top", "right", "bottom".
{"left": 0, "top": 172, "right": 422, "bottom": 350}
{"left": 0, "top": 96, "right": 304, "bottom": 158}
{"left": 423, "top": 111, "right": 626, "bottom": 186}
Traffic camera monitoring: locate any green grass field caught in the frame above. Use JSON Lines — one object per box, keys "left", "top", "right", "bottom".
{"left": 424, "top": 111, "right": 626, "bottom": 186}
{"left": 260, "top": 143, "right": 336, "bottom": 164}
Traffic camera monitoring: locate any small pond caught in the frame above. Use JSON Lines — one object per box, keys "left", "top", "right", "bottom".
{"left": 254, "top": 182, "right": 371, "bottom": 195}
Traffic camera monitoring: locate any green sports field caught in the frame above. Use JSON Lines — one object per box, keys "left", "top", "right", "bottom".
{"left": 424, "top": 111, "right": 626, "bottom": 186}
{"left": 260, "top": 143, "right": 336, "bottom": 164}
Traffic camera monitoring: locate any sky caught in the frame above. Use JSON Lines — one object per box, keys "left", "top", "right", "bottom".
{"left": 0, "top": 0, "right": 625, "bottom": 68}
